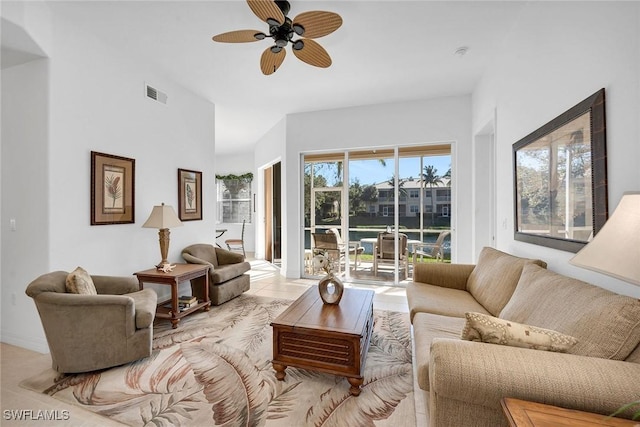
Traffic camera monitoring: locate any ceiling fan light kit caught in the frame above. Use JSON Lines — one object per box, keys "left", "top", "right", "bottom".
{"left": 212, "top": 0, "right": 342, "bottom": 75}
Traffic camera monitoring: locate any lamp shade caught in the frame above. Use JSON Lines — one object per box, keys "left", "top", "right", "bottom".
{"left": 570, "top": 192, "right": 640, "bottom": 286}
{"left": 142, "top": 203, "right": 183, "bottom": 229}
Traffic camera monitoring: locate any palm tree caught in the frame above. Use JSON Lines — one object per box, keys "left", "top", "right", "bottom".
{"left": 421, "top": 165, "right": 443, "bottom": 225}
{"left": 386, "top": 175, "right": 408, "bottom": 198}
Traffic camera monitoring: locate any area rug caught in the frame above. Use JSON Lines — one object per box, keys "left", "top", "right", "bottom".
{"left": 21, "top": 294, "right": 415, "bottom": 427}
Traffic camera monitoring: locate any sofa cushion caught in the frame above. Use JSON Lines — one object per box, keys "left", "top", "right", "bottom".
{"left": 500, "top": 263, "right": 640, "bottom": 360}
{"left": 461, "top": 312, "right": 577, "bottom": 352}
{"left": 407, "top": 282, "right": 490, "bottom": 322}
{"left": 65, "top": 267, "right": 97, "bottom": 295}
{"left": 626, "top": 343, "right": 640, "bottom": 363}
{"left": 466, "top": 247, "right": 547, "bottom": 316}
{"left": 210, "top": 261, "right": 251, "bottom": 284}
{"left": 412, "top": 312, "right": 466, "bottom": 391}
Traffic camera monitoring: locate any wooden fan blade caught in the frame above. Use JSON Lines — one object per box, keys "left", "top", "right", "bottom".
{"left": 293, "top": 39, "right": 332, "bottom": 68}
{"left": 247, "top": 0, "right": 285, "bottom": 25}
{"left": 293, "top": 11, "right": 342, "bottom": 39}
{"left": 260, "top": 47, "right": 286, "bottom": 75}
{"left": 212, "top": 30, "right": 265, "bottom": 43}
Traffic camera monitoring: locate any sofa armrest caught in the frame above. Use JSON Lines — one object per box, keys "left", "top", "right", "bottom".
{"left": 430, "top": 338, "right": 640, "bottom": 419}
{"left": 215, "top": 247, "right": 245, "bottom": 265}
{"left": 413, "top": 263, "right": 475, "bottom": 290}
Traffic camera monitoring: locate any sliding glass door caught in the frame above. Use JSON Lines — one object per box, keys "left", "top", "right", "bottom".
{"left": 303, "top": 145, "right": 452, "bottom": 285}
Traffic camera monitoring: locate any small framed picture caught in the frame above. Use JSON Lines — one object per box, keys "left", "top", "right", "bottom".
{"left": 91, "top": 151, "right": 135, "bottom": 225}
{"left": 178, "top": 168, "right": 202, "bottom": 221}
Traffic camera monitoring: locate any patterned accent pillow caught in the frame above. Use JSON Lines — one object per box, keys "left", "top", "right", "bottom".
{"left": 461, "top": 312, "right": 577, "bottom": 352}
{"left": 65, "top": 267, "right": 97, "bottom": 295}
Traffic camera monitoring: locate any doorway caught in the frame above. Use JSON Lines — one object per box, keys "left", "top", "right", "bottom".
{"left": 264, "top": 162, "right": 282, "bottom": 266}
{"left": 473, "top": 121, "right": 496, "bottom": 259}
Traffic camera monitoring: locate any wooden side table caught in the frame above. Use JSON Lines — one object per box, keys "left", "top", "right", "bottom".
{"left": 134, "top": 263, "right": 210, "bottom": 329}
{"left": 501, "top": 398, "right": 639, "bottom": 426}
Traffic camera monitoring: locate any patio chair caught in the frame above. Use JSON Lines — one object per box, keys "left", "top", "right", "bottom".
{"left": 225, "top": 219, "right": 246, "bottom": 259}
{"left": 312, "top": 232, "right": 344, "bottom": 274}
{"left": 412, "top": 230, "right": 450, "bottom": 263}
{"left": 328, "top": 228, "right": 364, "bottom": 270}
{"left": 373, "top": 232, "right": 409, "bottom": 277}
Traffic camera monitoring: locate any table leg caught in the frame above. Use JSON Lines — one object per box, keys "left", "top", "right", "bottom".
{"left": 347, "top": 377, "right": 363, "bottom": 396}
{"left": 171, "top": 281, "right": 179, "bottom": 328}
{"left": 273, "top": 362, "right": 287, "bottom": 381}
{"left": 203, "top": 270, "right": 210, "bottom": 311}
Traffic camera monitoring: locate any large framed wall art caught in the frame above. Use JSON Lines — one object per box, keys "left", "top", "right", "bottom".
{"left": 91, "top": 151, "right": 135, "bottom": 225}
{"left": 513, "top": 89, "right": 607, "bottom": 253}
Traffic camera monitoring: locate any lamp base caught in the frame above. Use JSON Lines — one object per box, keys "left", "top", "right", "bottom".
{"left": 157, "top": 228, "right": 171, "bottom": 268}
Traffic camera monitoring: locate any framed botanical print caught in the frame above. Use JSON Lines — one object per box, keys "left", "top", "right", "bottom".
{"left": 178, "top": 168, "right": 202, "bottom": 221}
{"left": 91, "top": 151, "right": 135, "bottom": 225}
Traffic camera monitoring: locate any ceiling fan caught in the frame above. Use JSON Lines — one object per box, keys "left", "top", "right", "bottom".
{"left": 212, "top": 0, "right": 342, "bottom": 75}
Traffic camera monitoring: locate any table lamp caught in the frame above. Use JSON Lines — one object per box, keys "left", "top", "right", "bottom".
{"left": 142, "top": 203, "right": 183, "bottom": 268}
{"left": 570, "top": 192, "right": 640, "bottom": 286}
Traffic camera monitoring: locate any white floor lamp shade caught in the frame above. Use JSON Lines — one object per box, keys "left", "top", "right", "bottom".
{"left": 570, "top": 192, "right": 640, "bottom": 286}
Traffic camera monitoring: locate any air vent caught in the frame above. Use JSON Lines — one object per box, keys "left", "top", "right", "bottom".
{"left": 145, "top": 84, "right": 168, "bottom": 105}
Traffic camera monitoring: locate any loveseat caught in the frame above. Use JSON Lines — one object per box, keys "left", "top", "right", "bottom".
{"left": 407, "top": 247, "right": 640, "bottom": 426}
{"left": 182, "top": 244, "right": 251, "bottom": 305}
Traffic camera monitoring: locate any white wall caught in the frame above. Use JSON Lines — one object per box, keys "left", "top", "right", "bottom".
{"left": 472, "top": 2, "right": 640, "bottom": 297}
{"left": 1, "top": 8, "right": 216, "bottom": 352}
{"left": 1, "top": 59, "right": 51, "bottom": 351}
{"left": 216, "top": 153, "right": 256, "bottom": 253}
{"left": 283, "top": 96, "right": 472, "bottom": 278}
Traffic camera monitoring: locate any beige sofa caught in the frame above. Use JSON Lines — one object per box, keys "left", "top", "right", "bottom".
{"left": 407, "top": 247, "right": 640, "bottom": 426}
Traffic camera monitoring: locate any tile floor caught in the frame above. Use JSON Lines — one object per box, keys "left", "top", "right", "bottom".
{"left": 1, "top": 259, "right": 427, "bottom": 426}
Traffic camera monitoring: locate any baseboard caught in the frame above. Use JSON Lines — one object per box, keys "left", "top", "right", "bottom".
{"left": 1, "top": 331, "right": 49, "bottom": 354}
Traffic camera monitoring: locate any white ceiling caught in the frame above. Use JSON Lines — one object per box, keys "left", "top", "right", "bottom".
{"left": 42, "top": 1, "right": 528, "bottom": 154}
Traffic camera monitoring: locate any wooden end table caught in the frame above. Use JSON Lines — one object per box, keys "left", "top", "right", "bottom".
{"left": 134, "top": 263, "right": 210, "bottom": 329}
{"left": 501, "top": 398, "right": 639, "bottom": 426}
{"left": 271, "top": 286, "right": 374, "bottom": 396}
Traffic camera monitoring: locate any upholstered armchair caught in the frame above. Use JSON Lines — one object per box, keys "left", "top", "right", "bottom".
{"left": 25, "top": 271, "right": 157, "bottom": 373}
{"left": 182, "top": 244, "right": 251, "bottom": 305}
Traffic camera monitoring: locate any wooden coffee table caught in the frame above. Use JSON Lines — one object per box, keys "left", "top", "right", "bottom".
{"left": 271, "top": 286, "right": 375, "bottom": 396}
{"left": 501, "top": 398, "right": 639, "bottom": 426}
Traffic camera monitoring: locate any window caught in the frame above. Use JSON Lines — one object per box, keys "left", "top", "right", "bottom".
{"left": 409, "top": 189, "right": 419, "bottom": 198}
{"left": 410, "top": 205, "right": 419, "bottom": 213}
{"left": 217, "top": 176, "right": 252, "bottom": 223}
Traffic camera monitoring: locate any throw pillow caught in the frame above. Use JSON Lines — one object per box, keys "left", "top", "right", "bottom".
{"left": 65, "top": 267, "right": 97, "bottom": 295}
{"left": 461, "top": 312, "right": 578, "bottom": 352}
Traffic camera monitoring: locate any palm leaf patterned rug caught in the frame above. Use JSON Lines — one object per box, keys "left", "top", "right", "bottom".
{"left": 21, "top": 294, "right": 415, "bottom": 427}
